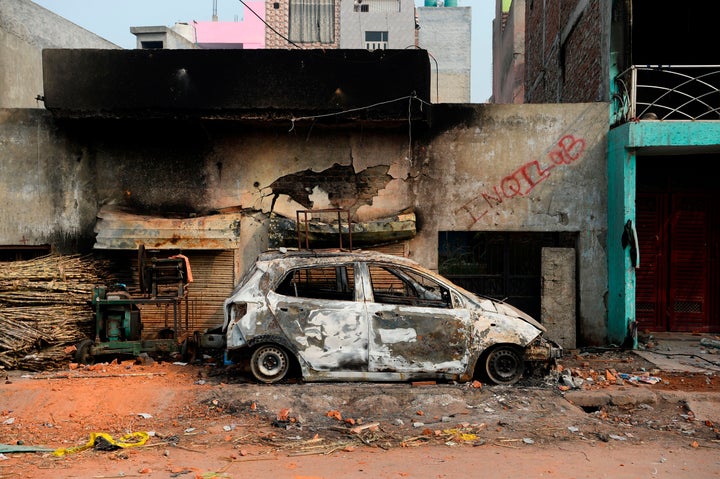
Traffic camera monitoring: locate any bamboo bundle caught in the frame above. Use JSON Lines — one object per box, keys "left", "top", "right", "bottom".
{"left": 4, "top": 345, "right": 76, "bottom": 372}
{"left": 0, "top": 254, "right": 110, "bottom": 371}
{"left": 0, "top": 254, "right": 110, "bottom": 283}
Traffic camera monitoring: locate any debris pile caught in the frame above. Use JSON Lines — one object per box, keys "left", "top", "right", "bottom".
{"left": 0, "top": 254, "right": 110, "bottom": 371}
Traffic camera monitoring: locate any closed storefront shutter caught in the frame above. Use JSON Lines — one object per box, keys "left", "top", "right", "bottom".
{"left": 104, "top": 250, "right": 235, "bottom": 338}
{"left": 139, "top": 250, "right": 235, "bottom": 337}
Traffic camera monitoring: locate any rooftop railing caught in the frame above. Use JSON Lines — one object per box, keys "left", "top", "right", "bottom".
{"left": 613, "top": 65, "right": 720, "bottom": 124}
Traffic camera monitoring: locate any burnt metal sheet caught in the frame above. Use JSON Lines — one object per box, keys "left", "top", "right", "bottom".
{"left": 274, "top": 296, "right": 370, "bottom": 371}
{"left": 366, "top": 302, "right": 471, "bottom": 374}
{"left": 93, "top": 207, "right": 242, "bottom": 250}
{"left": 42, "top": 49, "right": 432, "bottom": 121}
{"left": 268, "top": 210, "right": 417, "bottom": 249}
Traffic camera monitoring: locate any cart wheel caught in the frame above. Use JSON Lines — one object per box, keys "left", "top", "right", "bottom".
{"left": 183, "top": 337, "right": 198, "bottom": 364}
{"left": 74, "top": 339, "right": 95, "bottom": 365}
{"left": 138, "top": 244, "right": 147, "bottom": 294}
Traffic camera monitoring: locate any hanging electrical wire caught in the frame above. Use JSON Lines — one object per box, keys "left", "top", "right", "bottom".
{"left": 288, "top": 93, "right": 430, "bottom": 132}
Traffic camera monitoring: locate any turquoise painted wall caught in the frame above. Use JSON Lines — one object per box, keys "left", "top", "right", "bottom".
{"left": 607, "top": 121, "right": 720, "bottom": 345}
{"left": 607, "top": 124, "right": 633, "bottom": 345}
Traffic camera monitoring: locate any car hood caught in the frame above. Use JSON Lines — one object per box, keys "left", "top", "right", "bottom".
{"left": 473, "top": 296, "right": 546, "bottom": 333}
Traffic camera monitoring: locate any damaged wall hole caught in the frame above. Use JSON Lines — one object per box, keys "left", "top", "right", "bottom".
{"left": 268, "top": 163, "right": 392, "bottom": 214}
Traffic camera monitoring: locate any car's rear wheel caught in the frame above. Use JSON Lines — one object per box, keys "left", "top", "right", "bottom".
{"left": 250, "top": 344, "right": 290, "bottom": 383}
{"left": 483, "top": 345, "right": 524, "bottom": 385}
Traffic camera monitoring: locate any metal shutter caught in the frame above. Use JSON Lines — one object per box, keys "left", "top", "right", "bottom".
{"left": 104, "top": 250, "right": 235, "bottom": 338}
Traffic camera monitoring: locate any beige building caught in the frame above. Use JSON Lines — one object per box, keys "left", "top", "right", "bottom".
{"left": 0, "top": 0, "right": 118, "bottom": 109}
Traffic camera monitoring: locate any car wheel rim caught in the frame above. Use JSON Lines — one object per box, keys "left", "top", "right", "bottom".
{"left": 252, "top": 345, "right": 289, "bottom": 382}
{"left": 486, "top": 347, "right": 523, "bottom": 384}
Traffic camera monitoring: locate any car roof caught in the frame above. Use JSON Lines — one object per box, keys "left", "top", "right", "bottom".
{"left": 256, "top": 248, "right": 424, "bottom": 269}
{"left": 242, "top": 248, "right": 519, "bottom": 316}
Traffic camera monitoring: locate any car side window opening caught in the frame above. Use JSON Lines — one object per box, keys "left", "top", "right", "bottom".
{"left": 275, "top": 265, "right": 354, "bottom": 301}
{"left": 368, "top": 264, "right": 451, "bottom": 308}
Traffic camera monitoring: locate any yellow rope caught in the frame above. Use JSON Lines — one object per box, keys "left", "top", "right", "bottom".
{"left": 52, "top": 431, "right": 150, "bottom": 457}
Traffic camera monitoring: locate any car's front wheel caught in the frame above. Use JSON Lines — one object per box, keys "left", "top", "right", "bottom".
{"left": 250, "top": 344, "right": 290, "bottom": 383}
{"left": 483, "top": 345, "right": 525, "bottom": 385}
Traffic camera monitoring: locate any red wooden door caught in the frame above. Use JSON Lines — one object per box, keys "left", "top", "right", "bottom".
{"left": 635, "top": 193, "right": 667, "bottom": 331}
{"left": 636, "top": 192, "right": 716, "bottom": 332}
{"left": 668, "top": 194, "right": 709, "bottom": 332}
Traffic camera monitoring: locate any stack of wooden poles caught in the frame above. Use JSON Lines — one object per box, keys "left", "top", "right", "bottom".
{"left": 0, "top": 254, "right": 110, "bottom": 371}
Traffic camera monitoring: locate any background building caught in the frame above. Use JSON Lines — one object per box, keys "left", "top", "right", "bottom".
{"left": 0, "top": 0, "right": 117, "bottom": 109}
{"left": 491, "top": 0, "right": 524, "bottom": 103}
{"left": 416, "top": 2, "right": 471, "bottom": 103}
{"left": 494, "top": 0, "right": 720, "bottom": 340}
{"left": 130, "top": 1, "right": 265, "bottom": 49}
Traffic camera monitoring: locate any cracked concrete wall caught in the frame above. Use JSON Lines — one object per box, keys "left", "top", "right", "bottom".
{"left": 411, "top": 102, "right": 608, "bottom": 344}
{"left": 0, "top": 102, "right": 608, "bottom": 343}
{"left": 207, "top": 128, "right": 414, "bottom": 223}
{"left": 0, "top": 109, "right": 98, "bottom": 251}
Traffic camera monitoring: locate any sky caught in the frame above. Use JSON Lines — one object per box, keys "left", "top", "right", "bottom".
{"left": 31, "top": 0, "right": 494, "bottom": 103}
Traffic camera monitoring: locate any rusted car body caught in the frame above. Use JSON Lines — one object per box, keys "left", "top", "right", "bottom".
{"left": 223, "top": 249, "right": 562, "bottom": 385}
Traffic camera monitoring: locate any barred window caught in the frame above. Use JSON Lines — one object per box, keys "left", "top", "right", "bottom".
{"left": 289, "top": 0, "right": 335, "bottom": 44}
{"left": 354, "top": 0, "right": 401, "bottom": 13}
{"left": 364, "top": 31, "right": 388, "bottom": 50}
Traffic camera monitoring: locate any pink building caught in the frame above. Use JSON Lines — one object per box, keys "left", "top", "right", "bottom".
{"left": 193, "top": 2, "right": 265, "bottom": 49}
{"left": 131, "top": 1, "right": 265, "bottom": 50}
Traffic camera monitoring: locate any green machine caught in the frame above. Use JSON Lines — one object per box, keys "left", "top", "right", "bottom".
{"left": 74, "top": 246, "right": 195, "bottom": 364}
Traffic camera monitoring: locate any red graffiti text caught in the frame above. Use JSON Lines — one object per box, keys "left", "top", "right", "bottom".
{"left": 457, "top": 134, "right": 586, "bottom": 226}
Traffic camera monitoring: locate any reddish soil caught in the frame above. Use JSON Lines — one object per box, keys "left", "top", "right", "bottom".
{"left": 1, "top": 351, "right": 719, "bottom": 479}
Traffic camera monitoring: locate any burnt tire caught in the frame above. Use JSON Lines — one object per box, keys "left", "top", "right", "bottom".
{"left": 74, "top": 339, "right": 95, "bottom": 365}
{"left": 483, "top": 345, "right": 524, "bottom": 385}
{"left": 250, "top": 344, "right": 290, "bottom": 384}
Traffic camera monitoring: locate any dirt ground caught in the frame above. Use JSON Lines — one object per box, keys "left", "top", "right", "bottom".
{"left": 1, "top": 348, "right": 720, "bottom": 479}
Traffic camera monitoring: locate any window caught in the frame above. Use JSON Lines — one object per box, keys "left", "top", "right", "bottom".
{"left": 368, "top": 265, "right": 450, "bottom": 308}
{"left": 354, "top": 2, "right": 369, "bottom": 12}
{"left": 276, "top": 265, "right": 354, "bottom": 301}
{"left": 365, "top": 31, "right": 388, "bottom": 51}
{"left": 354, "top": 0, "right": 400, "bottom": 13}
{"left": 0, "top": 245, "right": 51, "bottom": 262}
{"left": 289, "top": 0, "right": 335, "bottom": 44}
{"left": 140, "top": 41, "right": 163, "bottom": 49}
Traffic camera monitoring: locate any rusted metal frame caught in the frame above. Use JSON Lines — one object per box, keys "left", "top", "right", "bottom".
{"left": 296, "top": 208, "right": 353, "bottom": 251}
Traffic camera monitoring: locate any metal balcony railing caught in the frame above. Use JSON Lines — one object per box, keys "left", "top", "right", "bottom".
{"left": 613, "top": 65, "right": 720, "bottom": 124}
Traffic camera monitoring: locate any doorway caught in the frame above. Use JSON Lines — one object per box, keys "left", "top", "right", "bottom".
{"left": 635, "top": 156, "right": 720, "bottom": 332}
{"left": 438, "top": 231, "right": 577, "bottom": 321}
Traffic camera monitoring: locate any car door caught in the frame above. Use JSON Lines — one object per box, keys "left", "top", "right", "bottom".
{"left": 363, "top": 262, "right": 471, "bottom": 375}
{"left": 269, "top": 263, "right": 369, "bottom": 371}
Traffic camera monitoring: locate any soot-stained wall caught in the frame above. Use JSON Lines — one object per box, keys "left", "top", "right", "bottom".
{"left": 0, "top": 101, "right": 609, "bottom": 344}
{"left": 42, "top": 49, "right": 431, "bottom": 119}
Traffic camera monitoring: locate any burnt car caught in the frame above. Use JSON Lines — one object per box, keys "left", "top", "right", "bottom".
{"left": 222, "top": 249, "right": 562, "bottom": 385}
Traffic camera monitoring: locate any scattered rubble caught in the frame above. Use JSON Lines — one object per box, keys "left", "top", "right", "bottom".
{"left": 0, "top": 349, "right": 718, "bottom": 478}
